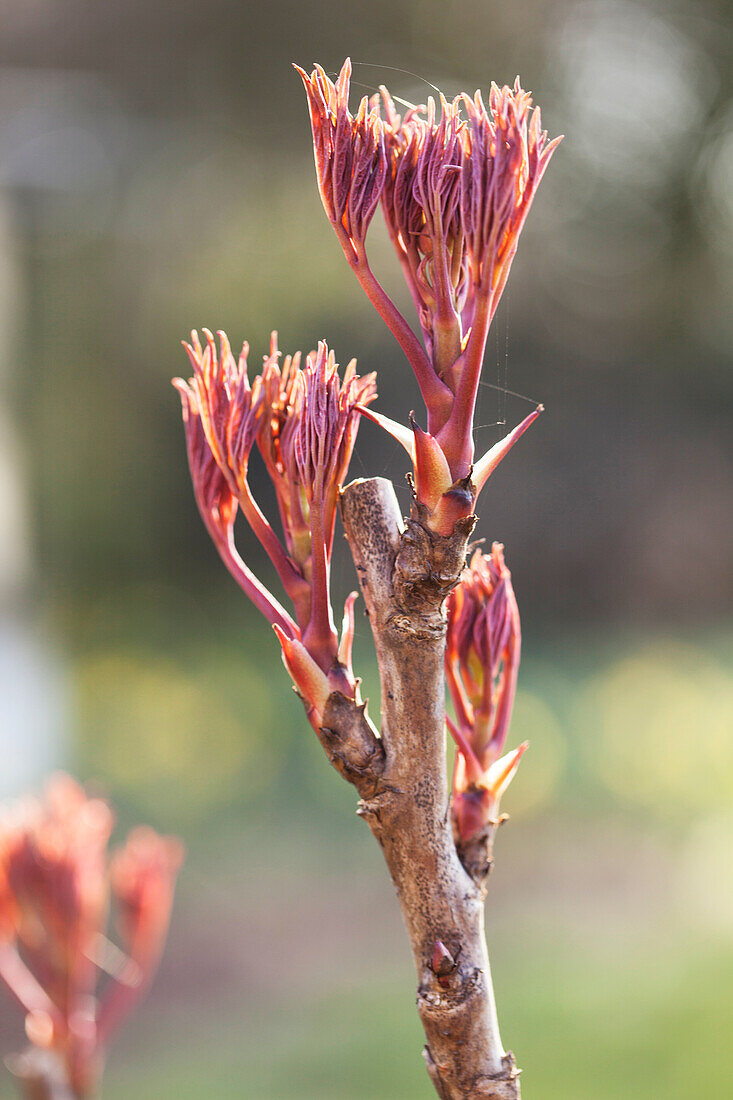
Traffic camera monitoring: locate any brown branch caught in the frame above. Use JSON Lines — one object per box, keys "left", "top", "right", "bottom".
{"left": 330, "top": 476, "right": 521, "bottom": 1100}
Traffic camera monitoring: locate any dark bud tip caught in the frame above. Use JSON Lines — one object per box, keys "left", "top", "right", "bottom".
{"left": 430, "top": 940, "right": 456, "bottom": 978}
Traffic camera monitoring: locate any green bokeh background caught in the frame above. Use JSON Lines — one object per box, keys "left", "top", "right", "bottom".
{"left": 0, "top": 0, "right": 731, "bottom": 1096}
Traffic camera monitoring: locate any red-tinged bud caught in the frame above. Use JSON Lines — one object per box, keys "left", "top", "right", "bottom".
{"left": 446, "top": 545, "right": 521, "bottom": 767}
{"left": 461, "top": 83, "right": 562, "bottom": 303}
{"left": 381, "top": 90, "right": 467, "bottom": 370}
{"left": 179, "top": 329, "right": 262, "bottom": 495}
{"left": 176, "top": 328, "right": 371, "bottom": 691}
{"left": 173, "top": 379, "right": 238, "bottom": 541}
{"left": 274, "top": 625, "right": 331, "bottom": 726}
{"left": 290, "top": 343, "right": 375, "bottom": 676}
{"left": 96, "top": 829, "right": 183, "bottom": 1049}
{"left": 0, "top": 776, "right": 113, "bottom": 1016}
{"left": 299, "top": 64, "right": 559, "bottom": 468}
{"left": 452, "top": 743, "right": 528, "bottom": 843}
{"left": 296, "top": 59, "right": 387, "bottom": 257}
{"left": 174, "top": 374, "right": 300, "bottom": 637}
{"left": 292, "top": 343, "right": 376, "bottom": 520}
{"left": 259, "top": 337, "right": 375, "bottom": 571}
{"left": 297, "top": 61, "right": 452, "bottom": 427}
{"left": 430, "top": 940, "right": 456, "bottom": 978}
{"left": 381, "top": 79, "right": 559, "bottom": 371}
{"left": 176, "top": 331, "right": 316, "bottom": 633}
{"left": 257, "top": 335, "right": 308, "bottom": 563}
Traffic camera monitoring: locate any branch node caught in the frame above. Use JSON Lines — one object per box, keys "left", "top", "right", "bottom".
{"left": 317, "top": 692, "right": 385, "bottom": 797}
{"left": 418, "top": 963, "right": 482, "bottom": 1017}
{"left": 455, "top": 815, "right": 509, "bottom": 889}
{"left": 355, "top": 784, "right": 403, "bottom": 830}
{"left": 392, "top": 516, "right": 476, "bottom": 629}
{"left": 473, "top": 1052, "right": 522, "bottom": 1098}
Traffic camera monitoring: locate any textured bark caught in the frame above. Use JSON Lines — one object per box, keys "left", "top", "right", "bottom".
{"left": 317, "top": 690, "right": 385, "bottom": 798}
{"left": 333, "top": 477, "right": 521, "bottom": 1100}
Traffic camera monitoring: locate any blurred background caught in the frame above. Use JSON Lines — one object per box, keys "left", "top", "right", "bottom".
{"left": 0, "top": 0, "right": 731, "bottom": 1096}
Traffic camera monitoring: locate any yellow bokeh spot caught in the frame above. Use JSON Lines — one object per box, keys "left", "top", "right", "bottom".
{"left": 74, "top": 651, "right": 275, "bottom": 824}
{"left": 578, "top": 642, "right": 733, "bottom": 817}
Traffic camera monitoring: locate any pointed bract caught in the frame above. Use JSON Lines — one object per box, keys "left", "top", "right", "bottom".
{"left": 357, "top": 404, "right": 416, "bottom": 460}
{"left": 274, "top": 624, "right": 331, "bottom": 726}
{"left": 472, "top": 405, "right": 543, "bottom": 495}
{"left": 484, "top": 742, "right": 529, "bottom": 803}
{"left": 411, "top": 415, "right": 453, "bottom": 511}
{"left": 338, "top": 591, "right": 358, "bottom": 671}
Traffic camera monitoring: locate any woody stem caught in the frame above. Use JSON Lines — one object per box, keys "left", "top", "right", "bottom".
{"left": 339, "top": 477, "right": 520, "bottom": 1099}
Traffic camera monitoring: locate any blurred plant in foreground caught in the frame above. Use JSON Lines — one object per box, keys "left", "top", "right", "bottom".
{"left": 174, "top": 56, "right": 559, "bottom": 1099}
{"left": 0, "top": 774, "right": 182, "bottom": 1100}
